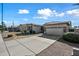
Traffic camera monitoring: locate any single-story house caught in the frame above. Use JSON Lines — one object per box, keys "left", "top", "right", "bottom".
{"left": 18, "top": 23, "right": 42, "bottom": 33}
{"left": 7, "top": 26, "right": 20, "bottom": 32}
{"left": 74, "top": 26, "right": 79, "bottom": 34}
{"left": 32, "top": 24, "right": 42, "bottom": 33}
{"left": 74, "top": 29, "right": 79, "bottom": 33}
{"left": 43, "top": 21, "right": 72, "bottom": 36}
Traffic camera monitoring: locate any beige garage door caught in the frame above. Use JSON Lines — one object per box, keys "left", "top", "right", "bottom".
{"left": 45, "top": 27, "right": 64, "bottom": 36}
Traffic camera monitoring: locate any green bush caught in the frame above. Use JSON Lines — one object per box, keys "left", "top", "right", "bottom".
{"left": 7, "top": 34, "right": 13, "bottom": 38}
{"left": 21, "top": 30, "right": 36, "bottom": 35}
{"left": 63, "top": 33, "right": 79, "bottom": 43}
{"left": 26, "top": 31, "right": 30, "bottom": 34}
{"left": 32, "top": 30, "right": 36, "bottom": 34}
{"left": 30, "top": 30, "right": 36, "bottom": 34}
{"left": 69, "top": 29, "right": 74, "bottom": 32}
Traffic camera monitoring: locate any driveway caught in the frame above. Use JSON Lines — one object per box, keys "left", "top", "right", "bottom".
{"left": 0, "top": 33, "right": 73, "bottom": 56}
{"left": 3, "top": 34, "right": 57, "bottom": 56}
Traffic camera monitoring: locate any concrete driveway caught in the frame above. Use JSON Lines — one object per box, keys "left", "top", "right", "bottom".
{"left": 2, "top": 34, "right": 57, "bottom": 56}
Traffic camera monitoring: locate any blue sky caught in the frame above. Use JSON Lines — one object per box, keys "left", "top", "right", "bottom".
{"left": 0, "top": 3, "right": 79, "bottom": 27}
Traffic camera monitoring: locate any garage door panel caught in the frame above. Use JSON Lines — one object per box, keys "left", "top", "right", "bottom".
{"left": 46, "top": 28, "right": 64, "bottom": 36}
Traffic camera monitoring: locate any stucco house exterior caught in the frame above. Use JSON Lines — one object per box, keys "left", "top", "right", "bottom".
{"left": 7, "top": 26, "right": 20, "bottom": 32}
{"left": 18, "top": 24, "right": 42, "bottom": 33}
{"left": 74, "top": 26, "right": 79, "bottom": 34}
{"left": 32, "top": 24, "right": 42, "bottom": 33}
{"left": 43, "top": 21, "right": 71, "bottom": 36}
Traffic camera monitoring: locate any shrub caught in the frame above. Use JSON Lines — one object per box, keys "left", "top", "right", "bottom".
{"left": 63, "top": 33, "right": 79, "bottom": 43}
{"left": 26, "top": 30, "right": 30, "bottom": 34}
{"left": 69, "top": 29, "right": 74, "bottom": 32}
{"left": 21, "top": 30, "right": 30, "bottom": 35}
{"left": 30, "top": 30, "right": 36, "bottom": 34}
{"left": 7, "top": 34, "right": 13, "bottom": 38}
{"left": 32, "top": 30, "right": 36, "bottom": 34}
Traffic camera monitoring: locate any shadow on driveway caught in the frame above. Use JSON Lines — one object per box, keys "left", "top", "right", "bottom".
{"left": 39, "top": 34, "right": 61, "bottom": 40}
{"left": 39, "top": 34, "right": 79, "bottom": 56}
{"left": 58, "top": 38, "right": 79, "bottom": 56}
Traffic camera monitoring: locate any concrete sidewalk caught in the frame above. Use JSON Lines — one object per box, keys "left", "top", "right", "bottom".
{"left": 0, "top": 34, "right": 9, "bottom": 56}
{"left": 4, "top": 36, "right": 57, "bottom": 56}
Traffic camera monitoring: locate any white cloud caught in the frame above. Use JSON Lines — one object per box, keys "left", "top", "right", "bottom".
{"left": 34, "top": 16, "right": 48, "bottom": 19}
{"left": 66, "top": 9, "right": 79, "bottom": 16}
{"left": 37, "top": 8, "right": 53, "bottom": 17}
{"left": 34, "top": 8, "right": 65, "bottom": 19}
{"left": 56, "top": 13, "right": 64, "bottom": 17}
{"left": 18, "top": 9, "right": 29, "bottom": 14}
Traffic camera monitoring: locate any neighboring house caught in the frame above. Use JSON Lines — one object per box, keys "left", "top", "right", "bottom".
{"left": 32, "top": 24, "right": 42, "bottom": 33}
{"left": 74, "top": 26, "right": 79, "bottom": 34}
{"left": 7, "top": 26, "right": 20, "bottom": 32}
{"left": 18, "top": 24, "right": 42, "bottom": 33}
{"left": 74, "top": 29, "right": 79, "bottom": 33}
{"left": 43, "top": 21, "right": 71, "bottom": 36}
{"left": 18, "top": 24, "right": 29, "bottom": 32}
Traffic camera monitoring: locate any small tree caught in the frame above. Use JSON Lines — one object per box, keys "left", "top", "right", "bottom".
{"left": 3, "top": 22, "right": 7, "bottom": 30}
{"left": 0, "top": 22, "right": 7, "bottom": 32}
{"left": 0, "top": 25, "right": 2, "bottom": 31}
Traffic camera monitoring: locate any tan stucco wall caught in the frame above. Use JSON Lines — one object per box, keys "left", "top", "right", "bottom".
{"left": 19, "top": 24, "right": 41, "bottom": 33}
{"left": 19, "top": 25, "right": 28, "bottom": 31}
{"left": 44, "top": 24, "right": 69, "bottom": 28}
{"left": 32, "top": 26, "right": 41, "bottom": 33}
{"left": 44, "top": 23, "right": 69, "bottom": 32}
